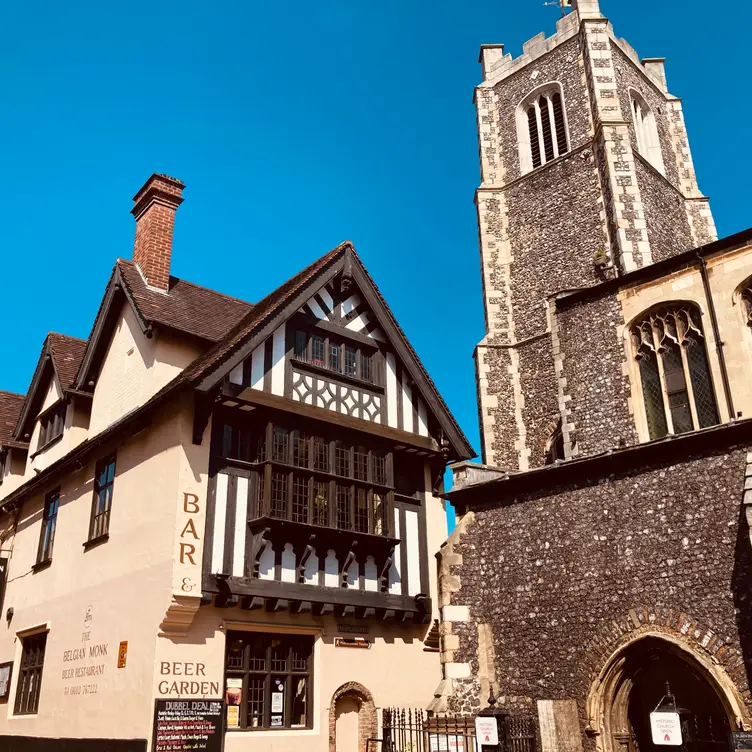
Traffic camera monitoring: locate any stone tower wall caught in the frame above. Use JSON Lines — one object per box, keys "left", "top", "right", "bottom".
{"left": 474, "top": 0, "right": 717, "bottom": 469}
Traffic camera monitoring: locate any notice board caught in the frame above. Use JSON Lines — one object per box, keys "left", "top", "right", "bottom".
{"left": 152, "top": 698, "right": 223, "bottom": 752}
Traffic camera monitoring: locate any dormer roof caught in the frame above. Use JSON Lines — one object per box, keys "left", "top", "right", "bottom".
{"left": 0, "top": 391, "right": 27, "bottom": 450}
{"left": 13, "top": 333, "right": 88, "bottom": 441}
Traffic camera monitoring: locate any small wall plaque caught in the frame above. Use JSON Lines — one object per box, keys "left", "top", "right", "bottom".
{"left": 335, "top": 637, "right": 371, "bottom": 649}
{"left": 117, "top": 641, "right": 128, "bottom": 669}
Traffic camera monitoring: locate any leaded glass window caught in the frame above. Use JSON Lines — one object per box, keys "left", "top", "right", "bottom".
{"left": 631, "top": 304, "right": 719, "bottom": 440}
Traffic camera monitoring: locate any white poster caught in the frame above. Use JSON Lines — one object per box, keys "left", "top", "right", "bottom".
{"left": 271, "top": 691, "right": 284, "bottom": 713}
{"left": 650, "top": 712, "right": 682, "bottom": 746}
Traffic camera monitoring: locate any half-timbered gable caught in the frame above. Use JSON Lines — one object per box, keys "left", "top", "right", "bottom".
{"left": 197, "top": 244, "right": 472, "bottom": 624}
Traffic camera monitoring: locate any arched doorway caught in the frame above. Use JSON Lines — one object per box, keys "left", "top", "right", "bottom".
{"left": 329, "top": 682, "right": 377, "bottom": 752}
{"left": 599, "top": 637, "right": 733, "bottom": 752}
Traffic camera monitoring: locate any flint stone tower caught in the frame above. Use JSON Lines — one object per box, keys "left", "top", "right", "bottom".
{"left": 475, "top": 0, "right": 716, "bottom": 471}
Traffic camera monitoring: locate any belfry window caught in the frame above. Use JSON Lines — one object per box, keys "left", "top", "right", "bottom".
{"left": 631, "top": 304, "right": 719, "bottom": 440}
{"left": 518, "top": 86, "right": 569, "bottom": 173}
{"left": 630, "top": 91, "right": 665, "bottom": 175}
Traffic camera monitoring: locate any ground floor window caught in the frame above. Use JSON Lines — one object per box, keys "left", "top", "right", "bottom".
{"left": 14, "top": 631, "right": 47, "bottom": 715}
{"left": 225, "top": 631, "right": 313, "bottom": 730}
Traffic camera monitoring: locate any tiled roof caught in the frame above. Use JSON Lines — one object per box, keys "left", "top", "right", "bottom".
{"left": 117, "top": 260, "right": 253, "bottom": 343}
{"left": 181, "top": 243, "right": 347, "bottom": 385}
{"left": 0, "top": 391, "right": 25, "bottom": 447}
{"left": 47, "top": 333, "right": 88, "bottom": 391}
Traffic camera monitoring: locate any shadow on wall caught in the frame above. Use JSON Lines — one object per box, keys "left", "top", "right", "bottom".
{"left": 731, "top": 504, "right": 752, "bottom": 702}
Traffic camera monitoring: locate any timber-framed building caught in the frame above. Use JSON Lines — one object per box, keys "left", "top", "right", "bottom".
{"left": 0, "top": 173, "right": 472, "bottom": 751}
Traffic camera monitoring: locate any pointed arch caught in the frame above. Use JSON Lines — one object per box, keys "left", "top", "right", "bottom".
{"left": 516, "top": 82, "right": 570, "bottom": 175}
{"left": 629, "top": 88, "right": 665, "bottom": 176}
{"left": 628, "top": 301, "right": 719, "bottom": 440}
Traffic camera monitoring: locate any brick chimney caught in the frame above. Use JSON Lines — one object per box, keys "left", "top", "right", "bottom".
{"left": 131, "top": 173, "right": 185, "bottom": 292}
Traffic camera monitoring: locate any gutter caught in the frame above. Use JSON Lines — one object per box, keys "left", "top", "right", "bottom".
{"left": 445, "top": 417, "right": 752, "bottom": 509}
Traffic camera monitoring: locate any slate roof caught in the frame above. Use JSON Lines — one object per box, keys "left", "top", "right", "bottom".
{"left": 0, "top": 391, "right": 26, "bottom": 448}
{"left": 117, "top": 260, "right": 253, "bottom": 343}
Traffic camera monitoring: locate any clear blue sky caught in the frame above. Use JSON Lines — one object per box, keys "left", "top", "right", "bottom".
{"left": 1, "top": 1, "right": 749, "bottom": 490}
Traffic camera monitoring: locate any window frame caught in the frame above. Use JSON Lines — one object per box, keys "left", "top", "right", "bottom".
{"left": 36, "top": 401, "right": 66, "bottom": 452}
{"left": 292, "top": 328, "right": 378, "bottom": 386}
{"left": 217, "top": 417, "right": 394, "bottom": 537}
{"left": 516, "top": 83, "right": 570, "bottom": 175}
{"left": 88, "top": 454, "right": 116, "bottom": 543}
{"left": 629, "top": 89, "right": 666, "bottom": 176}
{"left": 36, "top": 488, "right": 60, "bottom": 566}
{"left": 631, "top": 304, "right": 719, "bottom": 440}
{"left": 14, "top": 631, "right": 47, "bottom": 716}
{"left": 224, "top": 631, "right": 314, "bottom": 732}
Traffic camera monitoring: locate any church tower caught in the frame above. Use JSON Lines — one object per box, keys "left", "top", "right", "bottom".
{"left": 474, "top": 0, "right": 716, "bottom": 471}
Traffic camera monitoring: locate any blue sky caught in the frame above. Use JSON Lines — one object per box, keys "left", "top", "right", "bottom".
{"left": 1, "top": 1, "right": 750, "bottom": 495}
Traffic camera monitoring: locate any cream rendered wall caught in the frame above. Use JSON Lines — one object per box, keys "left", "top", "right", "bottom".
{"left": 153, "top": 606, "right": 443, "bottom": 752}
{"left": 618, "top": 243, "right": 752, "bottom": 441}
{"left": 89, "top": 302, "right": 201, "bottom": 437}
{"left": 0, "top": 397, "right": 209, "bottom": 745}
{"left": 0, "top": 452, "right": 28, "bottom": 502}
{"left": 25, "top": 380, "right": 89, "bottom": 478}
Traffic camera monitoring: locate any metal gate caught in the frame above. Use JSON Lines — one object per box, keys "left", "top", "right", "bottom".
{"left": 369, "top": 708, "right": 539, "bottom": 752}
{"left": 370, "top": 708, "right": 476, "bottom": 752}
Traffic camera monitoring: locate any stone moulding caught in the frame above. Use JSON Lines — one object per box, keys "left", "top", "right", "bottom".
{"left": 158, "top": 594, "right": 202, "bottom": 638}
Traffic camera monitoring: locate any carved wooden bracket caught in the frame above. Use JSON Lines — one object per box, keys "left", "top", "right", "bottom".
{"left": 158, "top": 594, "right": 202, "bottom": 638}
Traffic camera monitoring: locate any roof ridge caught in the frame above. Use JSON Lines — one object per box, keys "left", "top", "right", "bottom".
{"left": 47, "top": 332, "right": 88, "bottom": 344}
{"left": 0, "top": 390, "right": 25, "bottom": 398}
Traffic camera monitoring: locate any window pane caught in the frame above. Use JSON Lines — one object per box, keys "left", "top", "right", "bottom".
{"left": 270, "top": 676, "right": 286, "bottom": 727}
{"left": 355, "top": 488, "right": 369, "bottom": 533}
{"left": 336, "top": 485, "right": 351, "bottom": 529}
{"left": 335, "top": 443, "right": 350, "bottom": 478}
{"left": 372, "top": 453, "right": 387, "bottom": 486}
{"left": 292, "top": 431, "right": 309, "bottom": 468}
{"left": 353, "top": 447, "right": 368, "bottom": 481}
{"left": 373, "top": 493, "right": 387, "bottom": 536}
{"left": 271, "top": 471, "right": 288, "bottom": 519}
{"left": 271, "top": 641, "right": 287, "bottom": 672}
{"left": 272, "top": 427, "right": 289, "bottom": 463}
{"left": 361, "top": 352, "right": 372, "bottom": 382}
{"left": 227, "top": 638, "right": 245, "bottom": 670}
{"left": 292, "top": 474, "right": 309, "bottom": 524}
{"left": 291, "top": 678, "right": 308, "bottom": 728}
{"left": 313, "top": 482, "right": 329, "bottom": 527}
{"left": 311, "top": 336, "right": 325, "bottom": 366}
{"left": 639, "top": 352, "right": 668, "bottom": 440}
{"left": 313, "top": 438, "right": 329, "bottom": 472}
{"left": 294, "top": 331, "right": 307, "bottom": 359}
{"left": 330, "top": 343, "right": 340, "bottom": 372}
{"left": 222, "top": 424, "right": 233, "bottom": 457}
{"left": 344, "top": 346, "right": 357, "bottom": 377}
{"left": 686, "top": 337, "right": 719, "bottom": 429}
{"left": 247, "top": 677, "right": 265, "bottom": 728}
{"left": 662, "top": 343, "right": 693, "bottom": 434}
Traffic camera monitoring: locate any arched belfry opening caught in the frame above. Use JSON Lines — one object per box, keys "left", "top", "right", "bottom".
{"left": 591, "top": 637, "right": 740, "bottom": 752}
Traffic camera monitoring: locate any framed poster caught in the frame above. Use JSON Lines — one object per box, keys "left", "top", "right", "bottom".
{"left": 0, "top": 662, "right": 13, "bottom": 701}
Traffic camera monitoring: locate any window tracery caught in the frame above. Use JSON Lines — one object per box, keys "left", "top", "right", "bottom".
{"left": 631, "top": 304, "right": 719, "bottom": 440}
{"left": 741, "top": 278, "right": 752, "bottom": 326}
{"left": 630, "top": 91, "right": 665, "bottom": 175}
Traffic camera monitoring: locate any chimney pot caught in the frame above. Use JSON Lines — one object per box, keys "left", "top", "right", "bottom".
{"left": 131, "top": 173, "right": 185, "bottom": 291}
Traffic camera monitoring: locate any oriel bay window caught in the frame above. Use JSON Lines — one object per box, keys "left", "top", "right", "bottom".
{"left": 219, "top": 419, "right": 392, "bottom": 536}
{"left": 631, "top": 304, "right": 719, "bottom": 440}
{"left": 293, "top": 330, "right": 376, "bottom": 384}
{"left": 225, "top": 632, "right": 313, "bottom": 731}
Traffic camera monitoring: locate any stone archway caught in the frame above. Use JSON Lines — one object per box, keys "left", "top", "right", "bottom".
{"left": 329, "top": 682, "right": 377, "bottom": 752}
{"left": 588, "top": 632, "right": 747, "bottom": 752}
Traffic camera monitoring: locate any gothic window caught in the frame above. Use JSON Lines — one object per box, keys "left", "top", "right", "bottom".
{"left": 517, "top": 84, "right": 569, "bottom": 174}
{"left": 631, "top": 304, "right": 719, "bottom": 440}
{"left": 630, "top": 91, "right": 665, "bottom": 175}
